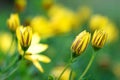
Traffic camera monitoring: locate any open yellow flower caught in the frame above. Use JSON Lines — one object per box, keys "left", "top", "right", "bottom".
{"left": 18, "top": 33, "right": 51, "bottom": 73}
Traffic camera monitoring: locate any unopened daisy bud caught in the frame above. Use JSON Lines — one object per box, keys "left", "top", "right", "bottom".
{"left": 16, "top": 26, "right": 32, "bottom": 51}
{"left": 42, "top": 0, "right": 54, "bottom": 10}
{"left": 71, "top": 30, "right": 91, "bottom": 57}
{"left": 14, "top": 0, "right": 27, "bottom": 12}
{"left": 92, "top": 29, "right": 107, "bottom": 50}
{"left": 7, "top": 13, "right": 20, "bottom": 32}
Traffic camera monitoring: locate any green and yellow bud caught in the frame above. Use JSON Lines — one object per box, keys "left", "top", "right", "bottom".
{"left": 16, "top": 26, "right": 32, "bottom": 51}
{"left": 14, "top": 0, "right": 27, "bottom": 12}
{"left": 92, "top": 29, "right": 107, "bottom": 50}
{"left": 7, "top": 13, "right": 20, "bottom": 32}
{"left": 71, "top": 30, "right": 91, "bottom": 57}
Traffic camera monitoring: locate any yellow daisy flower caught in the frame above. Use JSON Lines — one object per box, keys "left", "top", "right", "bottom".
{"left": 18, "top": 33, "right": 51, "bottom": 73}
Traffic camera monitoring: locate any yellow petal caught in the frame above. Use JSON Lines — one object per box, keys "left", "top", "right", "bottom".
{"left": 27, "top": 44, "right": 48, "bottom": 54}
{"left": 31, "top": 33, "right": 41, "bottom": 44}
{"left": 37, "top": 54, "right": 51, "bottom": 63}
{"left": 32, "top": 60, "right": 44, "bottom": 73}
{"left": 25, "top": 54, "right": 51, "bottom": 63}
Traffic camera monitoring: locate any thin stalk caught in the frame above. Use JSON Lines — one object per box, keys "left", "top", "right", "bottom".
{"left": 69, "top": 70, "right": 73, "bottom": 80}
{"left": 58, "top": 52, "right": 76, "bottom": 80}
{"left": 6, "top": 34, "right": 15, "bottom": 55}
{"left": 57, "top": 59, "right": 72, "bottom": 80}
{"left": 0, "top": 51, "right": 26, "bottom": 79}
{"left": 78, "top": 51, "right": 96, "bottom": 80}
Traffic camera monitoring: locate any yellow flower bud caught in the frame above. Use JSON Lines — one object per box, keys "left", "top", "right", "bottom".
{"left": 14, "top": 0, "right": 27, "bottom": 12}
{"left": 16, "top": 26, "right": 32, "bottom": 51}
{"left": 7, "top": 13, "right": 20, "bottom": 32}
{"left": 71, "top": 30, "right": 91, "bottom": 57}
{"left": 92, "top": 29, "right": 107, "bottom": 50}
{"left": 42, "top": 0, "right": 54, "bottom": 10}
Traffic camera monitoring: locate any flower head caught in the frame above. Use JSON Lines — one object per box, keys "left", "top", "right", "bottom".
{"left": 92, "top": 29, "right": 107, "bottom": 50}
{"left": 30, "top": 16, "right": 54, "bottom": 38}
{"left": 7, "top": 13, "right": 20, "bottom": 32}
{"left": 14, "top": 0, "right": 27, "bottom": 12}
{"left": 18, "top": 33, "right": 51, "bottom": 73}
{"left": 42, "top": 0, "right": 54, "bottom": 10}
{"left": 16, "top": 26, "right": 32, "bottom": 51}
{"left": 71, "top": 30, "right": 91, "bottom": 57}
{"left": 89, "top": 15, "right": 109, "bottom": 31}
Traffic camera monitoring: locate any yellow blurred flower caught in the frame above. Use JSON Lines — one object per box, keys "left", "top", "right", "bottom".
{"left": 18, "top": 33, "right": 51, "bottom": 73}
{"left": 30, "top": 16, "right": 54, "bottom": 38}
{"left": 71, "top": 30, "right": 91, "bottom": 57}
{"left": 77, "top": 6, "right": 92, "bottom": 25}
{"left": 92, "top": 29, "right": 107, "bottom": 49}
{"left": 89, "top": 15, "right": 109, "bottom": 31}
{"left": 103, "top": 23, "right": 119, "bottom": 42}
{"left": 7, "top": 13, "right": 20, "bottom": 32}
{"left": 0, "top": 32, "right": 15, "bottom": 54}
{"left": 51, "top": 66, "right": 73, "bottom": 80}
{"left": 48, "top": 5, "right": 77, "bottom": 33}
{"left": 14, "top": 0, "right": 27, "bottom": 12}
{"left": 16, "top": 26, "right": 32, "bottom": 51}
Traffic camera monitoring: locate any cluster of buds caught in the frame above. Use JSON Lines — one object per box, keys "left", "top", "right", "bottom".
{"left": 16, "top": 26, "right": 32, "bottom": 51}
{"left": 71, "top": 29, "right": 107, "bottom": 57}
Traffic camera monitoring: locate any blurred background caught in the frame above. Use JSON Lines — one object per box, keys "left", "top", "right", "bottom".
{"left": 0, "top": 0, "right": 120, "bottom": 80}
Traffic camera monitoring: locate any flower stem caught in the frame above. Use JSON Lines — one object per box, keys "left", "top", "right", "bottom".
{"left": 78, "top": 51, "right": 96, "bottom": 80}
{"left": 6, "top": 33, "right": 15, "bottom": 55}
{"left": 69, "top": 69, "right": 73, "bottom": 80}
{"left": 0, "top": 51, "right": 26, "bottom": 79}
{"left": 57, "top": 59, "right": 72, "bottom": 80}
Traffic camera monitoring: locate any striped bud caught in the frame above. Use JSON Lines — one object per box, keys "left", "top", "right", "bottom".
{"left": 71, "top": 30, "right": 91, "bottom": 57}
{"left": 92, "top": 29, "right": 107, "bottom": 50}
{"left": 16, "top": 26, "right": 32, "bottom": 51}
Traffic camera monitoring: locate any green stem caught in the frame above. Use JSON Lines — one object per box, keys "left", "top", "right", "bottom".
{"left": 6, "top": 34, "right": 15, "bottom": 55}
{"left": 1, "top": 65, "right": 19, "bottom": 80}
{"left": 0, "top": 51, "right": 26, "bottom": 79}
{"left": 78, "top": 51, "right": 96, "bottom": 80}
{"left": 1, "top": 34, "right": 16, "bottom": 73}
{"left": 2, "top": 55, "right": 18, "bottom": 73}
{"left": 69, "top": 70, "right": 73, "bottom": 80}
{"left": 57, "top": 60, "right": 72, "bottom": 80}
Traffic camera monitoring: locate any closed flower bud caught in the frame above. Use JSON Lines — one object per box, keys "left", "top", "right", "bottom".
{"left": 14, "top": 0, "right": 27, "bottom": 12}
{"left": 7, "top": 13, "right": 20, "bottom": 32}
{"left": 92, "top": 29, "right": 107, "bottom": 50}
{"left": 16, "top": 26, "right": 32, "bottom": 51}
{"left": 71, "top": 30, "right": 91, "bottom": 57}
